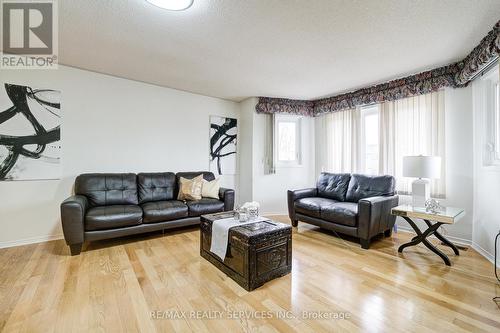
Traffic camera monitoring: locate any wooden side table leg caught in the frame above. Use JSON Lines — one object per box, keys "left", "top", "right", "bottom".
{"left": 424, "top": 220, "right": 460, "bottom": 255}
{"left": 398, "top": 217, "right": 424, "bottom": 253}
{"left": 398, "top": 218, "right": 451, "bottom": 266}
{"left": 398, "top": 236, "right": 422, "bottom": 253}
{"left": 421, "top": 238, "right": 451, "bottom": 266}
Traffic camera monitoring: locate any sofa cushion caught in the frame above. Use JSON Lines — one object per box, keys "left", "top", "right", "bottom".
{"left": 85, "top": 205, "right": 142, "bottom": 231}
{"left": 294, "top": 197, "right": 338, "bottom": 218}
{"left": 138, "top": 172, "right": 176, "bottom": 204}
{"left": 320, "top": 202, "right": 358, "bottom": 227}
{"left": 177, "top": 175, "right": 204, "bottom": 201}
{"left": 76, "top": 173, "right": 138, "bottom": 207}
{"left": 141, "top": 200, "right": 188, "bottom": 223}
{"left": 202, "top": 178, "right": 221, "bottom": 199}
{"left": 186, "top": 198, "right": 224, "bottom": 217}
{"left": 175, "top": 172, "right": 215, "bottom": 198}
{"left": 316, "top": 173, "right": 351, "bottom": 201}
{"left": 346, "top": 174, "right": 395, "bottom": 203}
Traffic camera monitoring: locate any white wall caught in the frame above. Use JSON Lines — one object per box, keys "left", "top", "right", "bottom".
{"left": 237, "top": 98, "right": 256, "bottom": 204}
{"left": 441, "top": 87, "right": 474, "bottom": 241}
{"left": 472, "top": 74, "right": 500, "bottom": 263}
{"left": 0, "top": 65, "right": 239, "bottom": 247}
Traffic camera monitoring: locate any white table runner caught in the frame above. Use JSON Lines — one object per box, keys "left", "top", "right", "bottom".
{"left": 210, "top": 216, "right": 269, "bottom": 260}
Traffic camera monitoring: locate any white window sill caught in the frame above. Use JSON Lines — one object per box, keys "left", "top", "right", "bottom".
{"left": 276, "top": 160, "right": 303, "bottom": 168}
{"left": 276, "top": 164, "right": 303, "bottom": 169}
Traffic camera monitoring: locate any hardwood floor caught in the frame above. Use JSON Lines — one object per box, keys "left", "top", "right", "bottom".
{"left": 1, "top": 216, "right": 499, "bottom": 332}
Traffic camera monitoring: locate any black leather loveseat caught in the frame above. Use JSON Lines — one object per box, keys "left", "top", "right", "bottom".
{"left": 61, "top": 171, "right": 234, "bottom": 255}
{"left": 288, "top": 173, "right": 398, "bottom": 249}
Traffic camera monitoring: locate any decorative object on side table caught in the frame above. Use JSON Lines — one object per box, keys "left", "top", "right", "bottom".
{"left": 200, "top": 211, "right": 292, "bottom": 291}
{"left": 392, "top": 205, "right": 464, "bottom": 266}
{"left": 403, "top": 155, "right": 441, "bottom": 207}
{"left": 425, "top": 198, "right": 442, "bottom": 213}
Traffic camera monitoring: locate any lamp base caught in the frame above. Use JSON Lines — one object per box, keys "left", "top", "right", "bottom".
{"left": 412, "top": 178, "right": 430, "bottom": 208}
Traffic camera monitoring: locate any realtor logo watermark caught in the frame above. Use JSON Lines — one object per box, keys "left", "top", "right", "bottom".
{"left": 1, "top": 0, "right": 58, "bottom": 69}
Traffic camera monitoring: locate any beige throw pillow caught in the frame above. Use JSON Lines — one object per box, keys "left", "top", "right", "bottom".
{"left": 177, "top": 175, "right": 203, "bottom": 201}
{"left": 202, "top": 178, "right": 220, "bottom": 199}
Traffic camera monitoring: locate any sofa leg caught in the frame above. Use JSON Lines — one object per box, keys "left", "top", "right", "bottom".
{"left": 360, "top": 239, "right": 370, "bottom": 250}
{"left": 69, "top": 243, "right": 82, "bottom": 256}
{"left": 384, "top": 228, "right": 393, "bottom": 237}
{"left": 291, "top": 220, "right": 298, "bottom": 227}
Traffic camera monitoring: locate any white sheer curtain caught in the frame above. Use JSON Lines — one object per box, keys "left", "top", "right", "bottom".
{"left": 316, "top": 108, "right": 359, "bottom": 174}
{"left": 316, "top": 91, "right": 445, "bottom": 197}
{"left": 379, "top": 90, "right": 446, "bottom": 197}
{"left": 263, "top": 114, "right": 276, "bottom": 174}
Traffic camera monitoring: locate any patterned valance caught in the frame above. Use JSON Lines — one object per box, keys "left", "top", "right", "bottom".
{"left": 314, "top": 63, "right": 461, "bottom": 115}
{"left": 255, "top": 97, "right": 314, "bottom": 116}
{"left": 455, "top": 21, "right": 500, "bottom": 85}
{"left": 256, "top": 20, "right": 500, "bottom": 116}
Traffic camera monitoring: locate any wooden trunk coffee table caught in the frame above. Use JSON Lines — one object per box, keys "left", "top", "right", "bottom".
{"left": 200, "top": 212, "right": 292, "bottom": 291}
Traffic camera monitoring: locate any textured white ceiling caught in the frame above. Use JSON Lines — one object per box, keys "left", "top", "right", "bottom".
{"left": 57, "top": 0, "right": 500, "bottom": 101}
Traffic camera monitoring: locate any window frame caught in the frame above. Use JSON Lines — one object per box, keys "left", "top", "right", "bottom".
{"left": 359, "top": 104, "right": 380, "bottom": 175}
{"left": 274, "top": 114, "right": 302, "bottom": 168}
{"left": 480, "top": 63, "right": 500, "bottom": 168}
{"left": 494, "top": 81, "right": 500, "bottom": 161}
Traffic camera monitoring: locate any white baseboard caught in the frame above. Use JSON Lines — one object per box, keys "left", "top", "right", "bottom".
{"left": 471, "top": 241, "right": 497, "bottom": 267}
{"left": 0, "top": 234, "right": 63, "bottom": 249}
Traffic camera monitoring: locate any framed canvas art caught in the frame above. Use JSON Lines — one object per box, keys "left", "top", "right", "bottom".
{"left": 209, "top": 116, "right": 237, "bottom": 175}
{"left": 0, "top": 83, "right": 61, "bottom": 181}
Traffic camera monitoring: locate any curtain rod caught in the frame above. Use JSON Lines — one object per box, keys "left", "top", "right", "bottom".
{"left": 470, "top": 57, "right": 499, "bottom": 81}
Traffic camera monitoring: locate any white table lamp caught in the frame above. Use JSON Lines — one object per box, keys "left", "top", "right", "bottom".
{"left": 403, "top": 156, "right": 441, "bottom": 207}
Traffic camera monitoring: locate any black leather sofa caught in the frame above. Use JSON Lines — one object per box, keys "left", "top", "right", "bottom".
{"left": 61, "top": 171, "right": 234, "bottom": 255}
{"left": 288, "top": 173, "right": 398, "bottom": 249}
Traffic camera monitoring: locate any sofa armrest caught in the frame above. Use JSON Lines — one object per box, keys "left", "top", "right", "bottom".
{"left": 287, "top": 188, "right": 318, "bottom": 222}
{"left": 60, "top": 195, "right": 88, "bottom": 245}
{"left": 219, "top": 187, "right": 235, "bottom": 211}
{"left": 357, "top": 195, "right": 399, "bottom": 240}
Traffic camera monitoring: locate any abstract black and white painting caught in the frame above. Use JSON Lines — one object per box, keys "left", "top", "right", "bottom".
{"left": 0, "top": 83, "right": 61, "bottom": 181}
{"left": 209, "top": 116, "right": 237, "bottom": 175}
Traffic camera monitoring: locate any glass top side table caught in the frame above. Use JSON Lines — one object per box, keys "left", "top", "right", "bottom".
{"left": 391, "top": 205, "right": 465, "bottom": 266}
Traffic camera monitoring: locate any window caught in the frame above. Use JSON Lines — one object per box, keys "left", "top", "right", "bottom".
{"left": 479, "top": 63, "right": 500, "bottom": 166}
{"left": 360, "top": 105, "right": 379, "bottom": 175}
{"left": 275, "top": 115, "right": 301, "bottom": 167}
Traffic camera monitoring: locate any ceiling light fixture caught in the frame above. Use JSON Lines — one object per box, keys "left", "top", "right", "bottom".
{"left": 146, "top": 0, "right": 194, "bottom": 11}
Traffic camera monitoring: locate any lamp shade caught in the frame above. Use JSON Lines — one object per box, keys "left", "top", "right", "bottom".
{"left": 146, "top": 0, "right": 194, "bottom": 10}
{"left": 403, "top": 156, "right": 441, "bottom": 179}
